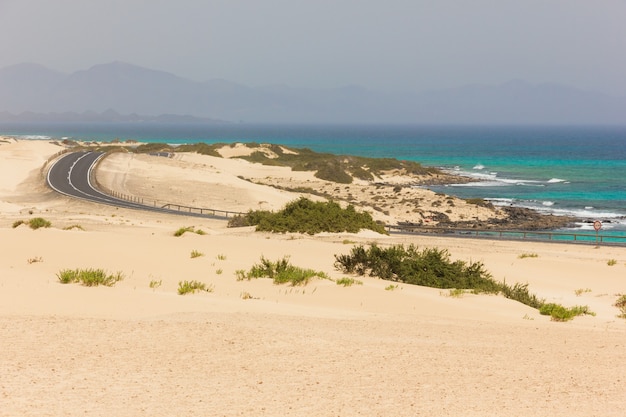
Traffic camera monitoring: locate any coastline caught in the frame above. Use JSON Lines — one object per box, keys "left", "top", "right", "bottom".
{"left": 2, "top": 137, "right": 626, "bottom": 416}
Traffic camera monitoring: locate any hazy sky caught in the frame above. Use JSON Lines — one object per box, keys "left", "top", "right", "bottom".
{"left": 1, "top": 0, "right": 625, "bottom": 95}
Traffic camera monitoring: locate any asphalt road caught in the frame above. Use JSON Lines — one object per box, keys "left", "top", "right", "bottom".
{"left": 46, "top": 151, "right": 222, "bottom": 218}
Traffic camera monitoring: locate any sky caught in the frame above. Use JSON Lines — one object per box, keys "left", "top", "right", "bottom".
{"left": 1, "top": 0, "right": 625, "bottom": 96}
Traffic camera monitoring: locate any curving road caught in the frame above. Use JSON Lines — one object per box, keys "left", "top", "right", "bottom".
{"left": 46, "top": 151, "right": 224, "bottom": 218}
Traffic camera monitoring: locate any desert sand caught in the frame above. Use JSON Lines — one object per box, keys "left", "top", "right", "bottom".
{"left": 1, "top": 137, "right": 625, "bottom": 416}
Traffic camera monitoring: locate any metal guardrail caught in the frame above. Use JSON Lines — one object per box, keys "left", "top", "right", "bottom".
{"left": 386, "top": 225, "right": 626, "bottom": 245}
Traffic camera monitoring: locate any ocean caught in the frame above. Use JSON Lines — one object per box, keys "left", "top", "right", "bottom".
{"left": 3, "top": 122, "right": 626, "bottom": 233}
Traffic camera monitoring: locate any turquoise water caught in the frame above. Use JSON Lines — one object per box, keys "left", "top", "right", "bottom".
{"left": 3, "top": 123, "right": 625, "bottom": 232}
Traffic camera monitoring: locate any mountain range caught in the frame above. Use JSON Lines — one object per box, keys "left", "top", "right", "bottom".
{"left": 1, "top": 61, "right": 625, "bottom": 124}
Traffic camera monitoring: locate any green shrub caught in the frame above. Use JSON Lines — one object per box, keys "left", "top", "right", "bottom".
{"left": 518, "top": 253, "right": 538, "bottom": 259}
{"left": 28, "top": 217, "right": 51, "bottom": 230}
{"left": 607, "top": 259, "right": 617, "bottom": 266}
{"left": 149, "top": 279, "right": 162, "bottom": 289}
{"left": 240, "top": 256, "right": 328, "bottom": 286}
{"left": 334, "top": 244, "right": 499, "bottom": 293}
{"left": 334, "top": 243, "right": 593, "bottom": 321}
{"left": 500, "top": 282, "right": 544, "bottom": 309}
{"left": 57, "top": 268, "right": 124, "bottom": 287}
{"left": 539, "top": 303, "right": 594, "bottom": 322}
{"left": 230, "top": 197, "right": 387, "bottom": 235}
{"left": 335, "top": 277, "right": 363, "bottom": 287}
{"left": 174, "top": 226, "right": 205, "bottom": 237}
{"left": 12, "top": 220, "right": 24, "bottom": 228}
{"left": 63, "top": 224, "right": 84, "bottom": 231}
{"left": 177, "top": 280, "right": 213, "bottom": 295}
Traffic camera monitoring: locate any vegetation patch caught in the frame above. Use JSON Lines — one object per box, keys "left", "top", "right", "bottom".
{"left": 177, "top": 280, "right": 213, "bottom": 295}
{"left": 335, "top": 243, "right": 593, "bottom": 320}
{"left": 228, "top": 197, "right": 387, "bottom": 235}
{"left": 237, "top": 256, "right": 328, "bottom": 286}
{"left": 574, "top": 288, "right": 592, "bottom": 296}
{"left": 28, "top": 217, "right": 52, "bottom": 230}
{"left": 335, "top": 277, "right": 363, "bottom": 287}
{"left": 607, "top": 259, "right": 617, "bottom": 266}
{"left": 190, "top": 250, "right": 204, "bottom": 258}
{"left": 57, "top": 268, "right": 124, "bottom": 287}
{"left": 174, "top": 226, "right": 206, "bottom": 237}
{"left": 149, "top": 279, "right": 162, "bottom": 289}
{"left": 12, "top": 220, "right": 24, "bottom": 228}
{"left": 335, "top": 244, "right": 499, "bottom": 293}
{"left": 518, "top": 253, "right": 538, "bottom": 259}
{"left": 63, "top": 224, "right": 85, "bottom": 231}
{"left": 539, "top": 303, "right": 595, "bottom": 322}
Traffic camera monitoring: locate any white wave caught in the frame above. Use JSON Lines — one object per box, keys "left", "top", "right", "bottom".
{"left": 547, "top": 178, "right": 567, "bottom": 183}
{"left": 473, "top": 164, "right": 485, "bottom": 170}
{"left": 15, "top": 135, "right": 52, "bottom": 140}
{"left": 542, "top": 201, "right": 555, "bottom": 206}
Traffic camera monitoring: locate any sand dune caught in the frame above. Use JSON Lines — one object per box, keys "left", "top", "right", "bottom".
{"left": 1, "top": 138, "right": 625, "bottom": 416}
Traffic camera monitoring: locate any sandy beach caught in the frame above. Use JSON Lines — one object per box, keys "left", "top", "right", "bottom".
{"left": 1, "top": 137, "right": 625, "bottom": 416}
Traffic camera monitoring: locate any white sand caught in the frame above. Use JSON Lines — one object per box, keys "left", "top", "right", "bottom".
{"left": 1, "top": 138, "right": 625, "bottom": 416}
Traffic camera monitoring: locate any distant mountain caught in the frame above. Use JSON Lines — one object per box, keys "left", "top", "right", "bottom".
{"left": 0, "top": 109, "right": 224, "bottom": 123}
{"left": 1, "top": 61, "right": 625, "bottom": 124}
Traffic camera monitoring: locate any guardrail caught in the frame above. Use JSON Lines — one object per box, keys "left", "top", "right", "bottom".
{"left": 386, "top": 225, "right": 626, "bottom": 245}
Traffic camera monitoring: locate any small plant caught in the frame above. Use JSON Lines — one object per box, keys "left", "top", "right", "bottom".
{"left": 217, "top": 254, "right": 227, "bottom": 261}
{"left": 28, "top": 217, "right": 51, "bottom": 230}
{"left": 447, "top": 288, "right": 466, "bottom": 298}
{"left": 518, "top": 253, "right": 538, "bottom": 259}
{"left": 63, "top": 224, "right": 84, "bottom": 231}
{"left": 385, "top": 284, "right": 399, "bottom": 291}
{"left": 614, "top": 294, "right": 626, "bottom": 318}
{"left": 149, "top": 279, "right": 162, "bottom": 289}
{"left": 539, "top": 303, "right": 595, "bottom": 322}
{"left": 574, "top": 288, "right": 592, "bottom": 296}
{"left": 177, "top": 280, "right": 213, "bottom": 295}
{"left": 235, "top": 269, "right": 248, "bottom": 281}
{"left": 27, "top": 256, "right": 43, "bottom": 264}
{"left": 607, "top": 259, "right": 617, "bottom": 266}
{"left": 215, "top": 268, "right": 223, "bottom": 275}
{"left": 190, "top": 250, "right": 204, "bottom": 258}
{"left": 335, "top": 277, "right": 363, "bottom": 287}
{"left": 241, "top": 291, "right": 257, "bottom": 300}
{"left": 12, "top": 220, "right": 24, "bottom": 228}
{"left": 240, "top": 256, "right": 328, "bottom": 286}
{"left": 174, "top": 226, "right": 205, "bottom": 237}
{"left": 57, "top": 268, "right": 124, "bottom": 287}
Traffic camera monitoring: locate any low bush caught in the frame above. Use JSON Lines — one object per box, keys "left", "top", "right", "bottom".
{"left": 335, "top": 277, "right": 362, "bottom": 287}
{"left": 28, "top": 217, "right": 51, "bottom": 230}
{"left": 334, "top": 243, "right": 594, "bottom": 320}
{"left": 174, "top": 226, "right": 205, "bottom": 237}
{"left": 500, "top": 282, "right": 544, "bottom": 309}
{"left": 12, "top": 220, "right": 24, "bottom": 228}
{"left": 239, "top": 256, "right": 328, "bottom": 286}
{"left": 229, "top": 197, "right": 387, "bottom": 235}
{"left": 57, "top": 268, "right": 124, "bottom": 287}
{"left": 178, "top": 280, "right": 213, "bottom": 295}
{"left": 334, "top": 244, "right": 499, "bottom": 293}
{"left": 539, "top": 303, "right": 595, "bottom": 322}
